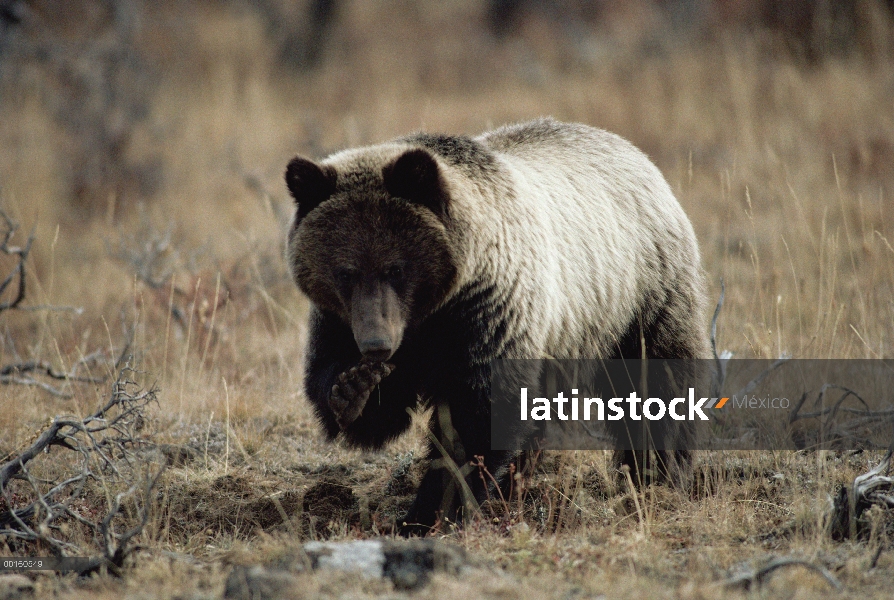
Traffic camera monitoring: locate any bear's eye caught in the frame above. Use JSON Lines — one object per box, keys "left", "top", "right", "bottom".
{"left": 385, "top": 265, "right": 403, "bottom": 283}
{"left": 335, "top": 269, "right": 355, "bottom": 286}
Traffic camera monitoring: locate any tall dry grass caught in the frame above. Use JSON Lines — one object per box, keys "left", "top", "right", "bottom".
{"left": 0, "top": 1, "right": 893, "bottom": 597}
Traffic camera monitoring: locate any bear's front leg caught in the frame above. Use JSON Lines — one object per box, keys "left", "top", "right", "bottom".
{"left": 329, "top": 361, "right": 395, "bottom": 430}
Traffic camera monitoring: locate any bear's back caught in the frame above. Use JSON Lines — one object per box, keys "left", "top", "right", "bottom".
{"left": 461, "top": 120, "right": 701, "bottom": 359}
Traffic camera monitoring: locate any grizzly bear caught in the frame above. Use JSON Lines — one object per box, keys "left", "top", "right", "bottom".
{"left": 285, "top": 118, "right": 707, "bottom": 534}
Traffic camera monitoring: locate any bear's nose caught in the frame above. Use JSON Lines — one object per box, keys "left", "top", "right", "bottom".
{"left": 358, "top": 339, "right": 393, "bottom": 362}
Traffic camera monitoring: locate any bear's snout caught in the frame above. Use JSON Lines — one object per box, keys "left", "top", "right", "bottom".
{"left": 357, "top": 339, "right": 393, "bottom": 362}
{"left": 350, "top": 281, "right": 405, "bottom": 361}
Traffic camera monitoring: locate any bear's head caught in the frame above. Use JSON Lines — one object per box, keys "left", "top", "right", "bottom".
{"left": 285, "top": 148, "right": 459, "bottom": 361}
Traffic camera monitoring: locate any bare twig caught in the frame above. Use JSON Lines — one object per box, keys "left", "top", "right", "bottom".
{"left": 472, "top": 454, "right": 510, "bottom": 520}
{"left": 1, "top": 360, "right": 106, "bottom": 383}
{"left": 0, "top": 208, "right": 34, "bottom": 312}
{"left": 708, "top": 279, "right": 791, "bottom": 401}
{"left": 787, "top": 384, "right": 894, "bottom": 450}
{"left": 0, "top": 353, "right": 123, "bottom": 399}
{"left": 108, "top": 219, "right": 226, "bottom": 350}
{"left": 100, "top": 466, "right": 164, "bottom": 574}
{"left": 1, "top": 318, "right": 131, "bottom": 400}
{"left": 108, "top": 219, "right": 177, "bottom": 291}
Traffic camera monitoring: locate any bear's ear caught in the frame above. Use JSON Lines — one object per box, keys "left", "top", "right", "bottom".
{"left": 382, "top": 149, "right": 448, "bottom": 217}
{"left": 285, "top": 157, "right": 337, "bottom": 223}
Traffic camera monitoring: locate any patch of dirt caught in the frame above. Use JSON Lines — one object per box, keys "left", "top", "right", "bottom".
{"left": 302, "top": 479, "right": 359, "bottom": 536}
{"left": 166, "top": 474, "right": 302, "bottom": 537}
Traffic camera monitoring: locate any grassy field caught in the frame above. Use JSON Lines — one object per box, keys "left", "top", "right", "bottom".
{"left": 1, "top": 1, "right": 893, "bottom": 598}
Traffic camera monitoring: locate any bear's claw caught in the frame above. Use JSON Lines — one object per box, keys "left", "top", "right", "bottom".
{"left": 329, "top": 361, "right": 395, "bottom": 430}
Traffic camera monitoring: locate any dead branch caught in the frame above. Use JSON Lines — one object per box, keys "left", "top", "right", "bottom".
{"left": 108, "top": 218, "right": 227, "bottom": 349}
{"left": 0, "top": 209, "right": 129, "bottom": 399}
{"left": 790, "top": 384, "right": 871, "bottom": 422}
{"left": 0, "top": 208, "right": 34, "bottom": 312}
{"left": 724, "top": 556, "right": 842, "bottom": 591}
{"left": 854, "top": 447, "right": 894, "bottom": 506}
{"left": 100, "top": 466, "right": 164, "bottom": 574}
{"left": 0, "top": 349, "right": 125, "bottom": 399}
{"left": 788, "top": 384, "right": 894, "bottom": 450}
{"left": 709, "top": 278, "right": 791, "bottom": 397}
{"left": 829, "top": 441, "right": 894, "bottom": 540}
{"left": 0, "top": 366, "right": 163, "bottom": 575}
{"left": 108, "top": 219, "right": 178, "bottom": 291}
{"left": 1, "top": 314, "right": 133, "bottom": 400}
{"left": 1, "top": 360, "right": 106, "bottom": 382}
{"left": 1, "top": 365, "right": 157, "bottom": 487}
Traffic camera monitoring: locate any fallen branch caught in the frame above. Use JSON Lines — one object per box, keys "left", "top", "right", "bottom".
{"left": 100, "top": 466, "right": 165, "bottom": 574}
{"left": 724, "top": 556, "right": 842, "bottom": 591}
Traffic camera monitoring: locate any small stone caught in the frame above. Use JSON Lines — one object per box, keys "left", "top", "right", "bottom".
{"left": 224, "top": 538, "right": 472, "bottom": 597}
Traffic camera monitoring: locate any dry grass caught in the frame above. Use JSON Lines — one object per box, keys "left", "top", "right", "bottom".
{"left": 1, "top": 1, "right": 893, "bottom": 598}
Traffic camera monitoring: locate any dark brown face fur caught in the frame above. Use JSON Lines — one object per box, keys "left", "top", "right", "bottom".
{"left": 289, "top": 179, "right": 458, "bottom": 361}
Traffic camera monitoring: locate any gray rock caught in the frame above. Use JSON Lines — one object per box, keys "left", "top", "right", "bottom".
{"left": 303, "top": 539, "right": 385, "bottom": 578}
{"left": 303, "top": 538, "right": 467, "bottom": 589}
{"left": 223, "top": 538, "right": 470, "bottom": 598}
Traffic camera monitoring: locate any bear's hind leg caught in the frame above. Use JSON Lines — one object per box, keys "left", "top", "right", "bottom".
{"left": 609, "top": 286, "right": 706, "bottom": 486}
